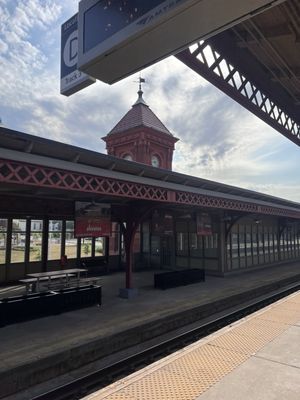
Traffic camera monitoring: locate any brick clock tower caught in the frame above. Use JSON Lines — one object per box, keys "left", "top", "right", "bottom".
{"left": 102, "top": 80, "right": 178, "bottom": 170}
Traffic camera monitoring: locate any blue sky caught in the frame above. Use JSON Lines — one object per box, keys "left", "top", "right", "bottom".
{"left": 0, "top": 0, "right": 299, "bottom": 202}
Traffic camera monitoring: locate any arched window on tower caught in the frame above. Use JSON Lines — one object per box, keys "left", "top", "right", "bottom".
{"left": 123, "top": 154, "right": 133, "bottom": 161}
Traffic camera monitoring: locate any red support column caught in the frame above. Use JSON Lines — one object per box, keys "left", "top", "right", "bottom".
{"left": 119, "top": 217, "right": 139, "bottom": 298}
{"left": 117, "top": 204, "right": 155, "bottom": 298}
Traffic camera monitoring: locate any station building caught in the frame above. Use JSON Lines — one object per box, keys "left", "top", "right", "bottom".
{"left": 0, "top": 89, "right": 300, "bottom": 288}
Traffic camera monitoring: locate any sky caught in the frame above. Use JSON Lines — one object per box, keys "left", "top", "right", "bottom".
{"left": 0, "top": 0, "right": 299, "bottom": 202}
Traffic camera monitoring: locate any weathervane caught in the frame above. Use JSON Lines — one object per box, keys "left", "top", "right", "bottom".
{"left": 134, "top": 73, "right": 146, "bottom": 92}
{"left": 138, "top": 75, "right": 145, "bottom": 92}
{"left": 133, "top": 74, "right": 147, "bottom": 106}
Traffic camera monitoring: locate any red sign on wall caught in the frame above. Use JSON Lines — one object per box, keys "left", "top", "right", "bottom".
{"left": 75, "top": 202, "right": 111, "bottom": 237}
{"left": 75, "top": 217, "right": 111, "bottom": 237}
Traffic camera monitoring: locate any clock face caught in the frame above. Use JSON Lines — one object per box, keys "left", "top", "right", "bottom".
{"left": 123, "top": 154, "right": 133, "bottom": 161}
{"left": 151, "top": 155, "right": 160, "bottom": 167}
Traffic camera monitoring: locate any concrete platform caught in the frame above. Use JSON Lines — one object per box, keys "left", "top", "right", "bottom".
{"left": 0, "top": 261, "right": 300, "bottom": 399}
{"left": 198, "top": 310, "right": 300, "bottom": 399}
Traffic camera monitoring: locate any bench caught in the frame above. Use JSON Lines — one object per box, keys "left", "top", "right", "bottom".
{"left": 79, "top": 258, "right": 108, "bottom": 274}
{"left": 0, "top": 285, "right": 102, "bottom": 327}
{"left": 154, "top": 268, "right": 205, "bottom": 290}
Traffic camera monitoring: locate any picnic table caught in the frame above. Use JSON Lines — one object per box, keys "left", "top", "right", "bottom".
{"left": 21, "top": 268, "right": 87, "bottom": 293}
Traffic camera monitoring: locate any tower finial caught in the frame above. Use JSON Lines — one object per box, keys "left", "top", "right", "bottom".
{"left": 133, "top": 75, "right": 148, "bottom": 106}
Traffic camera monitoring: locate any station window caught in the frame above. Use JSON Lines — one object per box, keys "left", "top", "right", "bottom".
{"left": 282, "top": 232, "right": 285, "bottom": 252}
{"left": 204, "top": 233, "right": 218, "bottom": 257}
{"left": 285, "top": 231, "right": 289, "bottom": 254}
{"left": 29, "top": 220, "right": 43, "bottom": 262}
{"left": 189, "top": 233, "right": 203, "bottom": 257}
{"left": 274, "top": 231, "right": 278, "bottom": 253}
{"left": 231, "top": 233, "right": 238, "bottom": 258}
{"left": 265, "top": 229, "right": 270, "bottom": 253}
{"left": 258, "top": 228, "right": 264, "bottom": 257}
{"left": 151, "top": 236, "right": 160, "bottom": 256}
{"left": 108, "top": 222, "right": 119, "bottom": 255}
{"left": 65, "top": 220, "right": 77, "bottom": 259}
{"left": 95, "top": 237, "right": 104, "bottom": 256}
{"left": 226, "top": 235, "right": 232, "bottom": 270}
{"left": 246, "top": 232, "right": 252, "bottom": 257}
{"left": 291, "top": 230, "right": 296, "bottom": 254}
{"left": 141, "top": 222, "right": 150, "bottom": 253}
{"left": 252, "top": 230, "right": 258, "bottom": 256}
{"left": 239, "top": 229, "right": 246, "bottom": 258}
{"left": 48, "top": 220, "right": 62, "bottom": 260}
{"left": 11, "top": 219, "right": 27, "bottom": 263}
{"left": 189, "top": 233, "right": 197, "bottom": 251}
{"left": 80, "top": 238, "right": 92, "bottom": 258}
{"left": 289, "top": 231, "right": 294, "bottom": 254}
{"left": 293, "top": 230, "right": 297, "bottom": 253}
{"left": 176, "top": 232, "right": 188, "bottom": 256}
{"left": 269, "top": 229, "right": 274, "bottom": 254}
{"left": 288, "top": 231, "right": 292, "bottom": 254}
{"left": 0, "top": 219, "right": 8, "bottom": 265}
{"left": 286, "top": 231, "right": 290, "bottom": 254}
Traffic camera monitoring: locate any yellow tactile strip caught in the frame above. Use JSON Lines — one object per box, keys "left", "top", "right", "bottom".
{"left": 83, "top": 291, "right": 300, "bottom": 400}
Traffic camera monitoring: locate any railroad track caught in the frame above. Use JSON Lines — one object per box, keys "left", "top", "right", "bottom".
{"left": 31, "top": 282, "right": 300, "bottom": 400}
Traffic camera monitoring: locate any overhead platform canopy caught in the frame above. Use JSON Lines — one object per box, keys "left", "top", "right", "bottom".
{"left": 176, "top": 0, "right": 300, "bottom": 146}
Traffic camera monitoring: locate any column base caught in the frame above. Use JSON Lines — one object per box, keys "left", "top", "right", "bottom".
{"left": 119, "top": 287, "right": 138, "bottom": 299}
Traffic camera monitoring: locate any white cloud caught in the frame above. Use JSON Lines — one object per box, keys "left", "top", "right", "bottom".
{"left": 0, "top": 38, "right": 8, "bottom": 53}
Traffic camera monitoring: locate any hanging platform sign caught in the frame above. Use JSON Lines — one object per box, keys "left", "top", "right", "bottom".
{"left": 77, "top": 0, "right": 279, "bottom": 84}
{"left": 197, "top": 212, "right": 212, "bottom": 236}
{"left": 75, "top": 202, "right": 111, "bottom": 237}
{"left": 60, "top": 13, "right": 96, "bottom": 96}
{"left": 75, "top": 217, "right": 111, "bottom": 237}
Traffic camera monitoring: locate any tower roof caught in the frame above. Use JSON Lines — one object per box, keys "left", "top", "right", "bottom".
{"left": 107, "top": 89, "right": 172, "bottom": 136}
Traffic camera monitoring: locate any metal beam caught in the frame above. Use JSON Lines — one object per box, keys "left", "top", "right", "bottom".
{"left": 176, "top": 38, "right": 300, "bottom": 146}
{"left": 1, "top": 158, "right": 300, "bottom": 219}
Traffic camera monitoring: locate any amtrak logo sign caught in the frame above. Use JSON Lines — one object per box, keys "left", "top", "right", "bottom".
{"left": 60, "top": 13, "right": 95, "bottom": 96}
